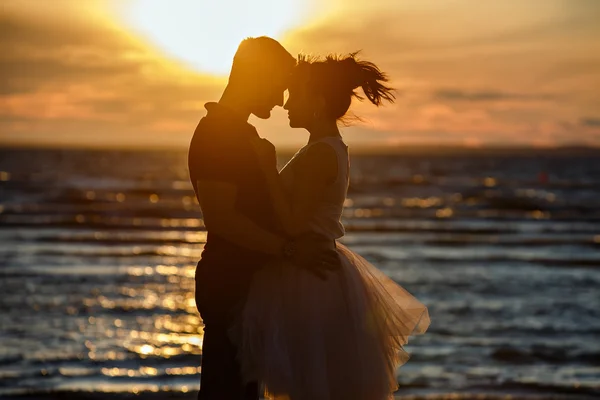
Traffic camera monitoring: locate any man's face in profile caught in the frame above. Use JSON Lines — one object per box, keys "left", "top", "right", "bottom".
{"left": 251, "top": 68, "right": 292, "bottom": 119}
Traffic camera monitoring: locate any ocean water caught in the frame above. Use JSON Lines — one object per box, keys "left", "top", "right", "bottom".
{"left": 0, "top": 147, "right": 599, "bottom": 399}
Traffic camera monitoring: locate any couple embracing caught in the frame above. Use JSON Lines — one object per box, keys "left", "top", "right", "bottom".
{"left": 188, "top": 36, "right": 429, "bottom": 400}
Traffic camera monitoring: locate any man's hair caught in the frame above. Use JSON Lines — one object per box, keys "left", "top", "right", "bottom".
{"left": 229, "top": 36, "right": 296, "bottom": 81}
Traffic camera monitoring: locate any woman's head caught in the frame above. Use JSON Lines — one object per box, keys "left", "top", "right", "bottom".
{"left": 284, "top": 52, "right": 395, "bottom": 129}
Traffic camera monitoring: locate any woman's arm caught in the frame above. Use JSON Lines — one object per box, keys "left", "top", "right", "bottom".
{"left": 196, "top": 178, "right": 340, "bottom": 277}
{"left": 259, "top": 141, "right": 338, "bottom": 237}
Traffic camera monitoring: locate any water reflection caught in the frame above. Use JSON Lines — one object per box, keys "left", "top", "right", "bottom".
{"left": 3, "top": 148, "right": 600, "bottom": 397}
{"left": 68, "top": 258, "right": 206, "bottom": 393}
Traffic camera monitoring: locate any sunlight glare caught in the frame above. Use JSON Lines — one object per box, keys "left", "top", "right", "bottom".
{"left": 116, "top": 0, "right": 313, "bottom": 75}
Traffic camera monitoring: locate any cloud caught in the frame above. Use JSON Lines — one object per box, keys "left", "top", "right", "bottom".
{"left": 1, "top": 0, "right": 600, "bottom": 148}
{"left": 0, "top": 2, "right": 227, "bottom": 147}
{"left": 278, "top": 0, "right": 600, "bottom": 147}
{"left": 433, "top": 89, "right": 556, "bottom": 102}
{"left": 580, "top": 118, "right": 600, "bottom": 128}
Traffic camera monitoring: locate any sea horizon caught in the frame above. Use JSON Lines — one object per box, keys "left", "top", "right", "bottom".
{"left": 2, "top": 142, "right": 600, "bottom": 156}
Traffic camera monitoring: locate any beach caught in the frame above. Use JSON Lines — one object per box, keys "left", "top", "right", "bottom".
{"left": 1, "top": 146, "right": 599, "bottom": 399}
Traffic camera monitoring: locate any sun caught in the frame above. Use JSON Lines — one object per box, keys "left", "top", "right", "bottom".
{"left": 115, "top": 0, "right": 314, "bottom": 75}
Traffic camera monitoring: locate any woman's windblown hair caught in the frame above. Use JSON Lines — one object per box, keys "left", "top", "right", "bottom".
{"left": 295, "top": 51, "right": 395, "bottom": 120}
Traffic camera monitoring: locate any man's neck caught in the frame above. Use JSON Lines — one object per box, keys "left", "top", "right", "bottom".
{"left": 218, "top": 86, "right": 252, "bottom": 121}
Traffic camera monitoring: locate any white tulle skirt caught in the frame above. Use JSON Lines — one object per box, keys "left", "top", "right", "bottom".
{"left": 233, "top": 242, "right": 430, "bottom": 400}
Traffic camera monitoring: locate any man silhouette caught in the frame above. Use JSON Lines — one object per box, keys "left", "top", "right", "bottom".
{"left": 188, "top": 37, "right": 338, "bottom": 400}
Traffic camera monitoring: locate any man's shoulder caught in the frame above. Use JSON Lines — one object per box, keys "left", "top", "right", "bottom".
{"left": 190, "top": 116, "right": 227, "bottom": 151}
{"left": 188, "top": 103, "right": 259, "bottom": 164}
{"left": 188, "top": 121, "right": 255, "bottom": 169}
{"left": 192, "top": 120, "right": 257, "bottom": 150}
{"left": 192, "top": 114, "right": 217, "bottom": 139}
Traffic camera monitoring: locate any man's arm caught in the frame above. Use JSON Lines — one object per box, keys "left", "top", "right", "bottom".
{"left": 196, "top": 179, "right": 340, "bottom": 277}
{"left": 196, "top": 179, "right": 287, "bottom": 256}
{"left": 190, "top": 132, "right": 339, "bottom": 274}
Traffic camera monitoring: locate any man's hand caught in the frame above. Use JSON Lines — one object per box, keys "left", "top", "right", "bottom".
{"left": 290, "top": 233, "right": 342, "bottom": 280}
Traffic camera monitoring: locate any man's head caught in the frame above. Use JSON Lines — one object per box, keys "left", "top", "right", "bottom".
{"left": 228, "top": 37, "right": 296, "bottom": 119}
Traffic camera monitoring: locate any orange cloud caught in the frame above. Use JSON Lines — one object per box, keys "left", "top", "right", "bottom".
{"left": 1, "top": 0, "right": 599, "bottom": 149}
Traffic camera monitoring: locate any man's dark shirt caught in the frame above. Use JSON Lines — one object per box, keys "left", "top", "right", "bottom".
{"left": 188, "top": 102, "right": 279, "bottom": 316}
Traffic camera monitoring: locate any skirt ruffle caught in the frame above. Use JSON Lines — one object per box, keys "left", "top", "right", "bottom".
{"left": 235, "top": 243, "right": 430, "bottom": 400}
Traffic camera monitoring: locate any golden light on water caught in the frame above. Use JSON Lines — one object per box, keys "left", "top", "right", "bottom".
{"left": 80, "top": 261, "right": 204, "bottom": 379}
{"left": 402, "top": 197, "right": 444, "bottom": 208}
{"left": 138, "top": 344, "right": 154, "bottom": 355}
{"left": 124, "top": 330, "right": 203, "bottom": 359}
{"left": 436, "top": 208, "right": 454, "bottom": 218}
{"left": 484, "top": 177, "right": 497, "bottom": 187}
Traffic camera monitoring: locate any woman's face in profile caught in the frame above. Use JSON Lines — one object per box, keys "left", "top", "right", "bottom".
{"left": 284, "top": 69, "right": 317, "bottom": 129}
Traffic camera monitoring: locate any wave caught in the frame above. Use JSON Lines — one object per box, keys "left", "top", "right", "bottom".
{"left": 3, "top": 217, "right": 600, "bottom": 237}
{"left": 3, "top": 230, "right": 597, "bottom": 249}
{"left": 2, "top": 387, "right": 598, "bottom": 400}
{"left": 479, "top": 380, "right": 600, "bottom": 397}
{"left": 352, "top": 251, "right": 600, "bottom": 268}
{"left": 421, "top": 256, "right": 600, "bottom": 267}
{"left": 491, "top": 346, "right": 600, "bottom": 366}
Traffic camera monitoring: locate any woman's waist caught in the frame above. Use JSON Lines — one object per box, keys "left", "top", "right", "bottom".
{"left": 306, "top": 221, "right": 345, "bottom": 241}
{"left": 202, "top": 235, "right": 273, "bottom": 264}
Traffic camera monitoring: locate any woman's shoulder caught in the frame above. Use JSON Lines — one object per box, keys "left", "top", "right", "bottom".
{"left": 295, "top": 141, "right": 338, "bottom": 181}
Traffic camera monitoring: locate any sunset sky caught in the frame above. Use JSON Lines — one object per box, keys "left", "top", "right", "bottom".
{"left": 1, "top": 0, "right": 599, "bottom": 149}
